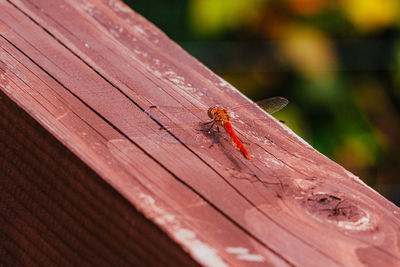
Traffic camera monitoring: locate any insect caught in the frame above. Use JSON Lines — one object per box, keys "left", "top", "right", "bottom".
{"left": 144, "top": 97, "right": 288, "bottom": 160}
{"left": 202, "top": 97, "right": 288, "bottom": 160}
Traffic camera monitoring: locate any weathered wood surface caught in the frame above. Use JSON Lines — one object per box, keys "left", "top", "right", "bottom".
{"left": 0, "top": 89, "right": 200, "bottom": 266}
{"left": 0, "top": 0, "right": 399, "bottom": 266}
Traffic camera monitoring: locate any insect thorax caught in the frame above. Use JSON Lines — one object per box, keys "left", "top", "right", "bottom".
{"left": 208, "top": 107, "right": 231, "bottom": 125}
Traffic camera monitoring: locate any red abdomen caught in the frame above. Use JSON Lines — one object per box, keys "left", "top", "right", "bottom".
{"left": 223, "top": 122, "right": 250, "bottom": 160}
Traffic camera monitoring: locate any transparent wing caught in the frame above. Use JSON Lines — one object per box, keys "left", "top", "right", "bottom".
{"left": 144, "top": 105, "right": 207, "bottom": 116}
{"left": 256, "top": 97, "right": 288, "bottom": 114}
{"left": 230, "top": 96, "right": 288, "bottom": 114}
{"left": 140, "top": 105, "right": 213, "bottom": 145}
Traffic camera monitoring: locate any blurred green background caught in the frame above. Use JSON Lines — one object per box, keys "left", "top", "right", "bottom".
{"left": 124, "top": 0, "right": 400, "bottom": 205}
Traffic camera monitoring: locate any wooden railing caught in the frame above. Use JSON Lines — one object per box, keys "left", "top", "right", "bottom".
{"left": 1, "top": 0, "right": 399, "bottom": 266}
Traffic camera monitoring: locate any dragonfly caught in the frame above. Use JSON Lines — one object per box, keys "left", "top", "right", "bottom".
{"left": 144, "top": 97, "right": 288, "bottom": 160}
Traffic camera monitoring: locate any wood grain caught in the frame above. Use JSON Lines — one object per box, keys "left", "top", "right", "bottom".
{"left": 0, "top": 90, "right": 200, "bottom": 266}
{"left": 1, "top": 0, "right": 399, "bottom": 266}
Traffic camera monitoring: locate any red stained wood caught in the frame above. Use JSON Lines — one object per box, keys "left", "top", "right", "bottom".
{"left": 0, "top": 89, "right": 200, "bottom": 266}
{"left": 0, "top": 0, "right": 399, "bottom": 266}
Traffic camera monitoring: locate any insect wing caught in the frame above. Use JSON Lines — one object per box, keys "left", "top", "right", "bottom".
{"left": 256, "top": 97, "right": 288, "bottom": 114}
{"left": 141, "top": 105, "right": 211, "bottom": 145}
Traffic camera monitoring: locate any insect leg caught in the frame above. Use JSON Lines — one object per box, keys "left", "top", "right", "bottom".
{"left": 197, "top": 120, "right": 215, "bottom": 133}
{"left": 207, "top": 122, "right": 216, "bottom": 132}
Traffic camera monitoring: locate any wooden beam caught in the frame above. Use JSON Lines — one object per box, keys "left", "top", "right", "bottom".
{"left": 0, "top": 89, "right": 200, "bottom": 266}
{"left": 0, "top": 0, "right": 399, "bottom": 266}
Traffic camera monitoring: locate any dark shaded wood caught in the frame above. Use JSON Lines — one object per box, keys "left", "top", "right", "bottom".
{"left": 0, "top": 90, "right": 200, "bottom": 266}
{"left": 0, "top": 0, "right": 399, "bottom": 266}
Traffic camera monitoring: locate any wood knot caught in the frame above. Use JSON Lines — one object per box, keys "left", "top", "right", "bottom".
{"left": 305, "top": 193, "right": 372, "bottom": 231}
